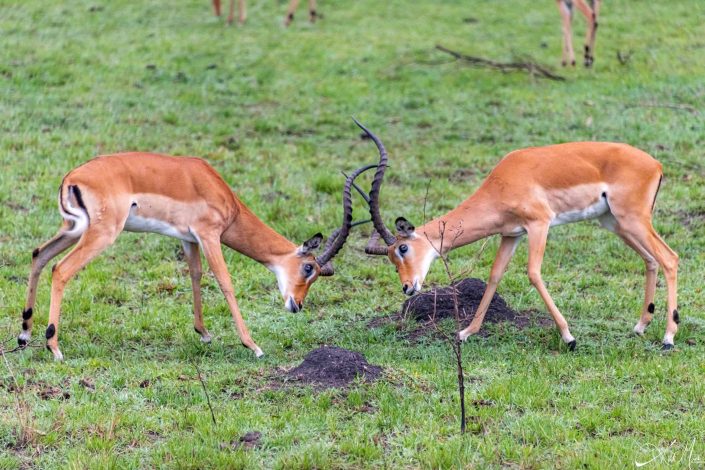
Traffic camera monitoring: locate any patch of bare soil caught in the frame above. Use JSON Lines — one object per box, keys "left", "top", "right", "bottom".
{"left": 371, "top": 278, "right": 551, "bottom": 340}
{"left": 280, "top": 346, "right": 382, "bottom": 389}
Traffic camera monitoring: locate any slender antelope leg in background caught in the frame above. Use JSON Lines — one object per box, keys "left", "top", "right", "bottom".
{"left": 284, "top": 0, "right": 301, "bottom": 26}
{"left": 556, "top": 0, "right": 575, "bottom": 66}
{"left": 309, "top": 0, "right": 317, "bottom": 22}
{"left": 573, "top": 0, "right": 598, "bottom": 66}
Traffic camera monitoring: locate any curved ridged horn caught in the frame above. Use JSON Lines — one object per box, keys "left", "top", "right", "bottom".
{"left": 365, "top": 231, "right": 388, "bottom": 256}
{"left": 316, "top": 164, "right": 378, "bottom": 275}
{"left": 352, "top": 118, "right": 396, "bottom": 246}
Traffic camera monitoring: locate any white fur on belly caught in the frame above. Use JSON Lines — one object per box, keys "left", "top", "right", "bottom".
{"left": 550, "top": 197, "right": 610, "bottom": 227}
{"left": 123, "top": 214, "right": 197, "bottom": 242}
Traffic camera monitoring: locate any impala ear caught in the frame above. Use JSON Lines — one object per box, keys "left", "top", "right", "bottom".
{"left": 299, "top": 232, "right": 323, "bottom": 255}
{"left": 395, "top": 217, "right": 416, "bottom": 238}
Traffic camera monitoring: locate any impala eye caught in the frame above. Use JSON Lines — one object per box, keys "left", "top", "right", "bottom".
{"left": 399, "top": 244, "right": 409, "bottom": 255}
{"left": 303, "top": 263, "right": 315, "bottom": 276}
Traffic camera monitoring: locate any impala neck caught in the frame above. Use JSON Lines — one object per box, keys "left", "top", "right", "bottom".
{"left": 417, "top": 190, "right": 502, "bottom": 254}
{"left": 221, "top": 203, "right": 296, "bottom": 266}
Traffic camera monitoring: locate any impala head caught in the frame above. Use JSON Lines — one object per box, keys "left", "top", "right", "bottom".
{"left": 273, "top": 232, "right": 326, "bottom": 313}
{"left": 386, "top": 217, "right": 438, "bottom": 296}
{"left": 353, "top": 118, "right": 439, "bottom": 296}
{"left": 273, "top": 158, "right": 377, "bottom": 312}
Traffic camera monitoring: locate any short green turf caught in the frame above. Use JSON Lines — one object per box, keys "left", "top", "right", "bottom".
{"left": 1, "top": 0, "right": 704, "bottom": 468}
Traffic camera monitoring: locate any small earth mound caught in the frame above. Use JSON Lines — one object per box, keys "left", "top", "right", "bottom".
{"left": 371, "top": 278, "right": 551, "bottom": 339}
{"left": 403, "top": 278, "right": 516, "bottom": 324}
{"left": 283, "top": 346, "right": 382, "bottom": 389}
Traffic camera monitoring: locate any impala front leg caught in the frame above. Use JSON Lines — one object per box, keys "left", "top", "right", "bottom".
{"left": 237, "top": 0, "right": 246, "bottom": 24}
{"left": 284, "top": 0, "right": 300, "bottom": 26}
{"left": 182, "top": 241, "right": 211, "bottom": 343}
{"left": 526, "top": 222, "right": 576, "bottom": 350}
{"left": 459, "top": 236, "right": 520, "bottom": 340}
{"left": 199, "top": 236, "right": 263, "bottom": 357}
{"left": 556, "top": 0, "right": 575, "bottom": 66}
{"left": 308, "top": 0, "right": 317, "bottom": 22}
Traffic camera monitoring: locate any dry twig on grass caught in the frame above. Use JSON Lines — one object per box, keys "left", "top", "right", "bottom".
{"left": 623, "top": 102, "right": 700, "bottom": 115}
{"left": 191, "top": 358, "right": 217, "bottom": 426}
{"left": 435, "top": 45, "right": 565, "bottom": 81}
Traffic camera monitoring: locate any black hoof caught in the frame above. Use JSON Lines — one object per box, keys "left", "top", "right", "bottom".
{"left": 567, "top": 340, "right": 577, "bottom": 351}
{"left": 17, "top": 337, "right": 27, "bottom": 347}
{"left": 661, "top": 343, "right": 674, "bottom": 351}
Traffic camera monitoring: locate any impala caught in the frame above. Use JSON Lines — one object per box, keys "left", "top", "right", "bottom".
{"left": 212, "top": 0, "right": 317, "bottom": 26}
{"left": 557, "top": 0, "right": 601, "bottom": 67}
{"left": 355, "top": 122, "right": 679, "bottom": 350}
{"left": 19, "top": 151, "right": 365, "bottom": 361}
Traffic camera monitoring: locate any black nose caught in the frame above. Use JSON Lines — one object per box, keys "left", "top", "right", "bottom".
{"left": 402, "top": 283, "right": 410, "bottom": 294}
{"left": 298, "top": 301, "right": 303, "bottom": 310}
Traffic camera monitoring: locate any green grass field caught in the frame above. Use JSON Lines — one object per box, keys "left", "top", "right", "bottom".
{"left": 2, "top": 0, "right": 705, "bottom": 467}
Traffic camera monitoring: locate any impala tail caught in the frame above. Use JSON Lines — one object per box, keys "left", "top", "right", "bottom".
{"left": 58, "top": 183, "right": 90, "bottom": 237}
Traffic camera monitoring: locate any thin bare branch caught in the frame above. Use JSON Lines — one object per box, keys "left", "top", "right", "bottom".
{"left": 435, "top": 44, "right": 566, "bottom": 81}
{"left": 192, "top": 358, "right": 217, "bottom": 426}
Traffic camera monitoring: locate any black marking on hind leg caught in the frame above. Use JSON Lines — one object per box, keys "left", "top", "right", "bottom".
{"left": 32, "top": 248, "right": 40, "bottom": 258}
{"left": 45, "top": 324, "right": 56, "bottom": 340}
{"left": 52, "top": 264, "right": 57, "bottom": 273}
{"left": 22, "top": 321, "right": 28, "bottom": 330}
{"left": 673, "top": 309, "right": 680, "bottom": 324}
{"left": 648, "top": 303, "right": 655, "bottom": 314}
{"left": 194, "top": 326, "right": 203, "bottom": 335}
{"left": 23, "top": 308, "right": 33, "bottom": 320}
{"left": 287, "top": 12, "right": 294, "bottom": 21}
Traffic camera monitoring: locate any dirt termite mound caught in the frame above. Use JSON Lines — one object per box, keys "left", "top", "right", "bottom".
{"left": 372, "top": 278, "right": 551, "bottom": 339}
{"left": 281, "top": 346, "right": 383, "bottom": 389}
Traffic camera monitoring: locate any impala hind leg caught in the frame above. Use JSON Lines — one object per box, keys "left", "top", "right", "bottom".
{"left": 458, "top": 236, "right": 520, "bottom": 340}
{"left": 618, "top": 220, "right": 678, "bottom": 348}
{"left": 574, "top": 0, "right": 599, "bottom": 66}
{"left": 182, "top": 241, "right": 211, "bottom": 343}
{"left": 613, "top": 230, "right": 659, "bottom": 336}
{"left": 198, "top": 236, "right": 263, "bottom": 357}
{"left": 19, "top": 229, "right": 79, "bottom": 346}
{"left": 46, "top": 226, "right": 120, "bottom": 360}
{"left": 526, "top": 223, "right": 576, "bottom": 349}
